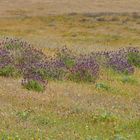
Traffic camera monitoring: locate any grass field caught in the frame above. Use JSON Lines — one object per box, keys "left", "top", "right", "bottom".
{"left": 1, "top": 0, "right": 140, "bottom": 17}
{"left": 0, "top": 69, "right": 140, "bottom": 139}
{"left": 0, "top": 1, "right": 140, "bottom": 140}
{"left": 0, "top": 13, "right": 140, "bottom": 53}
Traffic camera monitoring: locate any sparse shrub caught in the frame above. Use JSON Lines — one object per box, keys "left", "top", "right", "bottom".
{"left": 92, "top": 111, "right": 118, "bottom": 123}
{"left": 96, "top": 83, "right": 110, "bottom": 91}
{"left": 95, "top": 82, "right": 121, "bottom": 94}
{"left": 64, "top": 58, "right": 76, "bottom": 69}
{"left": 121, "top": 76, "right": 138, "bottom": 85}
{"left": 37, "top": 117, "right": 50, "bottom": 126}
{"left": 127, "top": 50, "right": 140, "bottom": 68}
{"left": 68, "top": 55, "right": 99, "bottom": 83}
{"left": 19, "top": 46, "right": 47, "bottom": 91}
{"left": 0, "top": 37, "right": 48, "bottom": 92}
{"left": 34, "top": 116, "right": 51, "bottom": 126}
{"left": 22, "top": 79, "right": 45, "bottom": 92}
{"left": 0, "top": 47, "right": 18, "bottom": 77}
{"left": 0, "top": 48, "right": 13, "bottom": 68}
{"left": 0, "top": 65, "right": 18, "bottom": 77}
{"left": 47, "top": 47, "right": 100, "bottom": 83}
{"left": 114, "top": 134, "right": 128, "bottom": 140}
{"left": 16, "top": 110, "right": 31, "bottom": 121}
{"left": 21, "top": 59, "right": 47, "bottom": 92}
{"left": 1, "top": 133, "right": 20, "bottom": 140}
{"left": 91, "top": 51, "right": 109, "bottom": 67}
{"left": 4, "top": 39, "right": 20, "bottom": 50}
{"left": 0, "top": 37, "right": 139, "bottom": 92}
{"left": 106, "top": 50, "right": 134, "bottom": 74}
{"left": 56, "top": 47, "right": 76, "bottom": 68}
{"left": 44, "top": 58, "right": 68, "bottom": 81}
{"left": 92, "top": 48, "right": 135, "bottom": 74}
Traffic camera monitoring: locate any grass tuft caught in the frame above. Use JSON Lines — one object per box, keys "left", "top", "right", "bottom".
{"left": 23, "top": 80, "right": 45, "bottom": 92}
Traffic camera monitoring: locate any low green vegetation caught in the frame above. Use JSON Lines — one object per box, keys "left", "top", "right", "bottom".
{"left": 128, "top": 52, "right": 140, "bottom": 68}
{"left": 1, "top": 38, "right": 139, "bottom": 92}
{"left": 16, "top": 110, "right": 31, "bottom": 121}
{"left": 23, "top": 80, "right": 45, "bottom": 92}
{"left": 96, "top": 83, "right": 110, "bottom": 91}
{"left": 121, "top": 76, "right": 138, "bottom": 85}
{"left": 0, "top": 13, "right": 140, "bottom": 140}
{"left": 0, "top": 66, "right": 18, "bottom": 77}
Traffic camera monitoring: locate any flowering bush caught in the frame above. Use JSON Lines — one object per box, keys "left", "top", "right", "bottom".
{"left": 0, "top": 48, "right": 13, "bottom": 68}
{"left": 91, "top": 48, "right": 140, "bottom": 74}
{"left": 0, "top": 38, "right": 48, "bottom": 92}
{"left": 106, "top": 50, "right": 134, "bottom": 74}
{"left": 0, "top": 37, "right": 139, "bottom": 92}
{"left": 0, "top": 47, "right": 18, "bottom": 77}
{"left": 68, "top": 55, "right": 99, "bottom": 83}
{"left": 56, "top": 48, "right": 99, "bottom": 83}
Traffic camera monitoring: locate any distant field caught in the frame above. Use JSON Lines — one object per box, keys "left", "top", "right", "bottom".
{"left": 0, "top": 0, "right": 140, "bottom": 52}
{"left": 0, "top": 0, "right": 140, "bottom": 17}
{"left": 0, "top": 13, "right": 140, "bottom": 53}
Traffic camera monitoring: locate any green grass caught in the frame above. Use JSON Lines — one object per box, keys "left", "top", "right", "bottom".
{"left": 0, "top": 110, "right": 139, "bottom": 139}
{"left": 23, "top": 80, "right": 45, "bottom": 92}
{"left": 0, "top": 13, "right": 140, "bottom": 139}
{"left": 121, "top": 76, "right": 138, "bottom": 85}
{"left": 0, "top": 66, "right": 140, "bottom": 139}
{"left": 0, "top": 66, "right": 19, "bottom": 77}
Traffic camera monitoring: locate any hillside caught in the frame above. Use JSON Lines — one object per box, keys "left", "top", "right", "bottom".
{"left": 0, "top": 0, "right": 140, "bottom": 139}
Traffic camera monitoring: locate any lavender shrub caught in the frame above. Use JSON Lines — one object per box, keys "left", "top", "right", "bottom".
{"left": 0, "top": 38, "right": 48, "bottom": 91}
{"left": 0, "top": 37, "right": 139, "bottom": 92}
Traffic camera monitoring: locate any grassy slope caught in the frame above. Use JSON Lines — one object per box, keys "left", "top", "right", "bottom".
{"left": 0, "top": 1, "right": 140, "bottom": 139}
{"left": 0, "top": 69, "right": 140, "bottom": 139}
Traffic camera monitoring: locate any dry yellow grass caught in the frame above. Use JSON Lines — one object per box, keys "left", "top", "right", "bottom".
{"left": 0, "top": 0, "right": 140, "bottom": 17}
{"left": 0, "top": 13, "right": 140, "bottom": 53}
{"left": 0, "top": 0, "right": 140, "bottom": 139}
{"left": 0, "top": 67, "right": 140, "bottom": 139}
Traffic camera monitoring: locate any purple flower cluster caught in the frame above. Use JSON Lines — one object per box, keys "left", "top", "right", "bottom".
{"left": 56, "top": 47, "right": 99, "bottom": 82}
{"left": 106, "top": 49, "right": 134, "bottom": 74}
{"left": 69, "top": 55, "right": 99, "bottom": 82}
{"left": 92, "top": 47, "right": 140, "bottom": 74}
{"left": 0, "top": 37, "right": 139, "bottom": 91}
{"left": 0, "top": 37, "right": 47, "bottom": 89}
{"left": 44, "top": 58, "right": 67, "bottom": 80}
{"left": 0, "top": 48, "right": 13, "bottom": 68}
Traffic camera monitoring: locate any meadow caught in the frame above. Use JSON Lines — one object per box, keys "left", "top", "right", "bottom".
{"left": 0, "top": 1, "right": 140, "bottom": 139}
{"left": 0, "top": 13, "right": 140, "bottom": 53}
